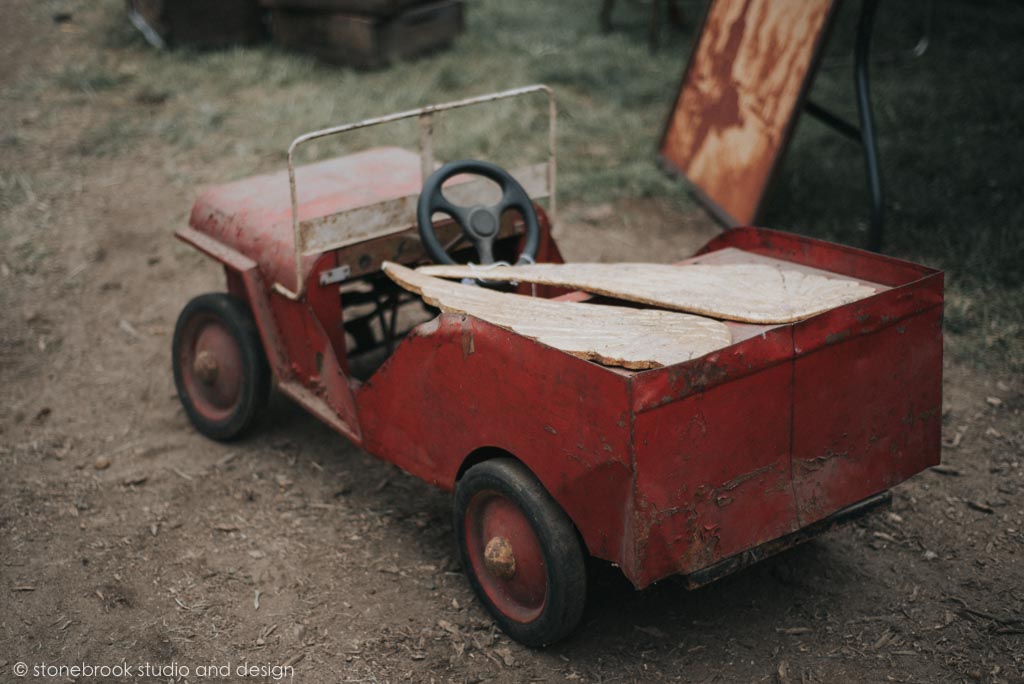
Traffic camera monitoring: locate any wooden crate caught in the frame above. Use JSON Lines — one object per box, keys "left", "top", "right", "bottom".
{"left": 270, "top": 0, "right": 464, "bottom": 69}
{"left": 259, "top": 0, "right": 423, "bottom": 16}
{"left": 127, "top": 0, "right": 266, "bottom": 49}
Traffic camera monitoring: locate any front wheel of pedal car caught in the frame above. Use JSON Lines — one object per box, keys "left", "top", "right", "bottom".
{"left": 172, "top": 293, "right": 270, "bottom": 441}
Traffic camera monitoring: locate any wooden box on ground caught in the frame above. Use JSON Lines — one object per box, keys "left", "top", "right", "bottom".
{"left": 269, "top": 0, "right": 464, "bottom": 69}
{"left": 127, "top": 0, "right": 266, "bottom": 49}
{"left": 259, "top": 0, "right": 423, "bottom": 16}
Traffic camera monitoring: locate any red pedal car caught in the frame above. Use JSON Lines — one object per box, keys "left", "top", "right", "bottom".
{"left": 172, "top": 86, "right": 943, "bottom": 646}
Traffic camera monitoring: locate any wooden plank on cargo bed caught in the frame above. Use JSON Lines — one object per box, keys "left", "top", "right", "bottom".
{"left": 382, "top": 263, "right": 732, "bottom": 370}
{"left": 416, "top": 261, "right": 878, "bottom": 324}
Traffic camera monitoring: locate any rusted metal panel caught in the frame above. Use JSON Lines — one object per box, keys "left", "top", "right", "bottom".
{"left": 790, "top": 306, "right": 943, "bottom": 525}
{"left": 620, "top": 228, "right": 942, "bottom": 587}
{"left": 175, "top": 225, "right": 258, "bottom": 272}
{"left": 631, "top": 322, "right": 793, "bottom": 413}
{"left": 683, "top": 491, "right": 891, "bottom": 589}
{"left": 629, "top": 356, "right": 798, "bottom": 586}
{"left": 659, "top": 0, "right": 838, "bottom": 225}
{"left": 355, "top": 315, "right": 636, "bottom": 565}
{"left": 267, "top": 275, "right": 361, "bottom": 436}
{"left": 268, "top": 0, "right": 464, "bottom": 69}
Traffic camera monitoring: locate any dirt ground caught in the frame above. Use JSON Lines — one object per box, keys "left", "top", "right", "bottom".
{"left": 2, "top": 2, "right": 1022, "bottom": 683}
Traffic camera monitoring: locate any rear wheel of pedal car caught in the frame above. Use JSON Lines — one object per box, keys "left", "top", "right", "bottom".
{"left": 454, "top": 458, "right": 587, "bottom": 647}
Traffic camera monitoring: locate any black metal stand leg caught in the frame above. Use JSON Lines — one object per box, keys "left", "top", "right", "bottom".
{"left": 803, "top": 0, "right": 886, "bottom": 252}
{"left": 856, "top": 0, "right": 884, "bottom": 252}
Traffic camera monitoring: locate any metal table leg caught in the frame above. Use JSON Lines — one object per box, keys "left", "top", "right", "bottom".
{"left": 804, "top": 0, "right": 885, "bottom": 252}
{"left": 856, "top": 0, "right": 884, "bottom": 252}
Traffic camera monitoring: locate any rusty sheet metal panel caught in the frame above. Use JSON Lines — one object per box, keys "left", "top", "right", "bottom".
{"left": 355, "top": 315, "right": 636, "bottom": 566}
{"left": 624, "top": 227, "right": 941, "bottom": 587}
{"left": 189, "top": 147, "right": 424, "bottom": 292}
{"left": 790, "top": 305, "right": 943, "bottom": 524}
{"left": 267, "top": 288, "right": 362, "bottom": 436}
{"left": 628, "top": 325, "right": 796, "bottom": 586}
{"left": 659, "top": 0, "right": 838, "bottom": 225}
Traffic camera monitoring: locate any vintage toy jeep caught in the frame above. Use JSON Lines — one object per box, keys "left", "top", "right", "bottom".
{"left": 173, "top": 86, "right": 943, "bottom": 646}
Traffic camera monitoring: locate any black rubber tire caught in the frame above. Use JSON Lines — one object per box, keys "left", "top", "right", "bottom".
{"left": 453, "top": 458, "right": 588, "bottom": 647}
{"left": 172, "top": 293, "right": 270, "bottom": 441}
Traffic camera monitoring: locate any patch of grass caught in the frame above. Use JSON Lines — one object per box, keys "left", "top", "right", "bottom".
{"left": 0, "top": 173, "right": 33, "bottom": 212}
{"left": 56, "top": 62, "right": 133, "bottom": 94}
{"left": 76, "top": 116, "right": 142, "bottom": 157}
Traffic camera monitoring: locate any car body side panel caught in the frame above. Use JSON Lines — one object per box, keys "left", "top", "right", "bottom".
{"left": 791, "top": 304, "right": 943, "bottom": 525}
{"left": 354, "top": 315, "right": 636, "bottom": 566}
{"left": 629, "top": 356, "right": 798, "bottom": 587}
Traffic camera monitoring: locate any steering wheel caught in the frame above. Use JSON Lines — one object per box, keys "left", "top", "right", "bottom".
{"left": 417, "top": 159, "right": 540, "bottom": 266}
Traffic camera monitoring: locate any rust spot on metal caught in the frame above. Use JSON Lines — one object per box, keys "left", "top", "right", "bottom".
{"left": 484, "top": 536, "right": 516, "bottom": 579}
{"left": 717, "top": 462, "right": 775, "bottom": 492}
{"left": 799, "top": 448, "right": 848, "bottom": 472}
{"left": 460, "top": 319, "right": 475, "bottom": 359}
{"left": 193, "top": 350, "right": 218, "bottom": 385}
{"left": 824, "top": 330, "right": 850, "bottom": 345}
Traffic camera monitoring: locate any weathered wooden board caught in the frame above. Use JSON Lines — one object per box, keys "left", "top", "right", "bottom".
{"left": 128, "top": 0, "right": 266, "bottom": 49}
{"left": 416, "top": 262, "right": 877, "bottom": 324}
{"left": 259, "top": 0, "right": 422, "bottom": 15}
{"left": 269, "top": 0, "right": 464, "bottom": 69}
{"left": 659, "top": 0, "right": 837, "bottom": 225}
{"left": 382, "top": 263, "right": 732, "bottom": 370}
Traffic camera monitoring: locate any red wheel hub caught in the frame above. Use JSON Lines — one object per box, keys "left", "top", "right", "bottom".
{"left": 465, "top": 490, "right": 547, "bottom": 623}
{"left": 179, "top": 314, "right": 244, "bottom": 423}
